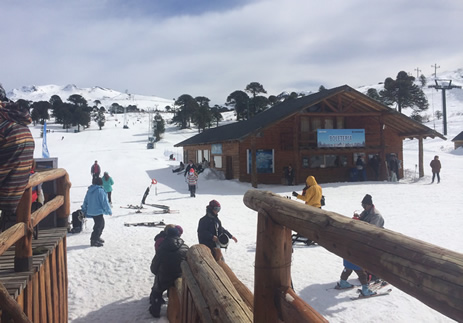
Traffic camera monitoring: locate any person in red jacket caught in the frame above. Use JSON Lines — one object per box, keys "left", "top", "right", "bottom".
{"left": 430, "top": 155, "right": 441, "bottom": 184}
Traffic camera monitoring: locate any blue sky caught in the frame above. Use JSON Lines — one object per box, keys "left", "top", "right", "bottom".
{"left": 1, "top": 0, "right": 462, "bottom": 104}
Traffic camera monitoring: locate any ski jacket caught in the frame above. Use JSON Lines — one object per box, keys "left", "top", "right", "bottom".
{"left": 102, "top": 176, "right": 114, "bottom": 192}
{"left": 81, "top": 185, "right": 112, "bottom": 217}
{"left": 295, "top": 176, "right": 323, "bottom": 208}
{"left": 91, "top": 164, "right": 100, "bottom": 176}
{"left": 186, "top": 172, "right": 198, "bottom": 185}
{"left": 0, "top": 105, "right": 35, "bottom": 212}
{"left": 150, "top": 236, "right": 188, "bottom": 290}
{"left": 197, "top": 208, "right": 233, "bottom": 250}
{"left": 358, "top": 206, "right": 384, "bottom": 228}
{"left": 430, "top": 159, "right": 441, "bottom": 173}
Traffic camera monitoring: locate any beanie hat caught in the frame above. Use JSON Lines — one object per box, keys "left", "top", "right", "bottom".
{"left": 361, "top": 194, "right": 373, "bottom": 205}
{"left": 167, "top": 227, "right": 179, "bottom": 237}
{"left": 208, "top": 199, "right": 221, "bottom": 209}
{"left": 175, "top": 225, "right": 183, "bottom": 236}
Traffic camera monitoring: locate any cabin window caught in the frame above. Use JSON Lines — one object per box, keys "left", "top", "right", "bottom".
{"left": 309, "top": 155, "right": 346, "bottom": 168}
{"left": 214, "top": 156, "right": 222, "bottom": 168}
{"left": 324, "top": 118, "right": 334, "bottom": 129}
{"left": 336, "top": 116, "right": 344, "bottom": 129}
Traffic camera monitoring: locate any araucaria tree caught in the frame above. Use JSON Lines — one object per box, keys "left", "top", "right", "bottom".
{"left": 226, "top": 90, "right": 249, "bottom": 121}
{"left": 368, "top": 71, "right": 429, "bottom": 113}
{"left": 172, "top": 94, "right": 198, "bottom": 129}
{"left": 245, "top": 82, "right": 268, "bottom": 118}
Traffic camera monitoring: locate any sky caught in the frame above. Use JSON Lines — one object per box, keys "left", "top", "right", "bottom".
{"left": 1, "top": 0, "right": 463, "bottom": 105}
{"left": 21, "top": 79, "right": 462, "bottom": 322}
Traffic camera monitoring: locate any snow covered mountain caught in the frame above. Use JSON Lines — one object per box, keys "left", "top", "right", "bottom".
{"left": 7, "top": 84, "right": 174, "bottom": 111}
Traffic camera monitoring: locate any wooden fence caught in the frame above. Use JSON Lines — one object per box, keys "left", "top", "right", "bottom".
{"left": 167, "top": 189, "right": 463, "bottom": 322}
{"left": 0, "top": 168, "right": 71, "bottom": 322}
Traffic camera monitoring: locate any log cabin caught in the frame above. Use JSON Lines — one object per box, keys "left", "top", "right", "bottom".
{"left": 175, "top": 85, "right": 445, "bottom": 185}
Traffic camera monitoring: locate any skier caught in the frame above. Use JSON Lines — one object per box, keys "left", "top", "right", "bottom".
{"left": 149, "top": 226, "right": 189, "bottom": 318}
{"left": 430, "top": 155, "right": 441, "bottom": 184}
{"left": 337, "top": 194, "right": 384, "bottom": 296}
{"left": 197, "top": 200, "right": 237, "bottom": 257}
{"left": 81, "top": 177, "right": 112, "bottom": 247}
{"left": 186, "top": 169, "right": 198, "bottom": 197}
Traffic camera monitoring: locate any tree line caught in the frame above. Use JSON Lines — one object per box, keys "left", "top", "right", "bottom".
{"left": 2, "top": 70, "right": 431, "bottom": 136}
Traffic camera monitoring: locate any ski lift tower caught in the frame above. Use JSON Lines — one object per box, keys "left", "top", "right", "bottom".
{"left": 428, "top": 79, "right": 461, "bottom": 136}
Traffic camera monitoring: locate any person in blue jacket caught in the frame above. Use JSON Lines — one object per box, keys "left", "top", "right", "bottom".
{"left": 81, "top": 177, "right": 112, "bottom": 247}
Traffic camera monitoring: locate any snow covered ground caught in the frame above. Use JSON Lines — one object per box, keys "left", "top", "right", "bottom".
{"left": 29, "top": 98, "right": 462, "bottom": 322}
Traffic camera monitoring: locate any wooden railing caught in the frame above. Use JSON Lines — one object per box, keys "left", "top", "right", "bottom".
{"left": 0, "top": 168, "right": 71, "bottom": 323}
{"left": 242, "top": 189, "right": 463, "bottom": 322}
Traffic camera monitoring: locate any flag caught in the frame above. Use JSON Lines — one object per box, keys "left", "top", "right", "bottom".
{"left": 42, "top": 122, "right": 50, "bottom": 158}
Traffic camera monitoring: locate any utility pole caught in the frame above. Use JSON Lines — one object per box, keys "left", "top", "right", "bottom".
{"left": 414, "top": 67, "right": 421, "bottom": 79}
{"left": 428, "top": 79, "right": 461, "bottom": 136}
{"left": 431, "top": 64, "right": 440, "bottom": 78}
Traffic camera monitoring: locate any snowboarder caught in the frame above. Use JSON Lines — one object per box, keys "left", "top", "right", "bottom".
{"left": 149, "top": 226, "right": 189, "bottom": 318}
{"left": 430, "top": 155, "right": 441, "bottom": 183}
{"left": 197, "top": 200, "right": 237, "bottom": 257}
{"left": 337, "top": 194, "right": 384, "bottom": 296}
{"left": 81, "top": 177, "right": 112, "bottom": 247}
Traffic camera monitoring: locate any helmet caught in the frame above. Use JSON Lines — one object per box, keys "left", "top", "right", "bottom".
{"left": 208, "top": 200, "right": 221, "bottom": 213}
{"left": 217, "top": 233, "right": 229, "bottom": 248}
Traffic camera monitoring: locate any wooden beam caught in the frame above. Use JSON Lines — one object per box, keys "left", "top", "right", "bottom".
{"left": 243, "top": 190, "right": 463, "bottom": 322}
{"left": 253, "top": 209, "right": 293, "bottom": 323}
{"left": 186, "top": 245, "right": 253, "bottom": 322}
{"left": 0, "top": 222, "right": 26, "bottom": 255}
{"left": 0, "top": 283, "right": 31, "bottom": 323}
{"left": 419, "top": 137, "right": 424, "bottom": 177}
{"left": 277, "top": 286, "right": 328, "bottom": 323}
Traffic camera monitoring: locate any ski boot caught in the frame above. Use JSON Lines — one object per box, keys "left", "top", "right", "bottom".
{"left": 360, "top": 284, "right": 376, "bottom": 296}
{"left": 336, "top": 279, "right": 354, "bottom": 289}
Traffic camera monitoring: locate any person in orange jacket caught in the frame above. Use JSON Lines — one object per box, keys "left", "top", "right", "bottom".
{"left": 292, "top": 175, "right": 323, "bottom": 208}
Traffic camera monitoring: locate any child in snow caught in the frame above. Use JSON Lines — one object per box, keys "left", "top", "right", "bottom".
{"left": 186, "top": 169, "right": 198, "bottom": 197}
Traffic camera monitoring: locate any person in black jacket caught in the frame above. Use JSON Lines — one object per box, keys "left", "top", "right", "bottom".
{"left": 149, "top": 226, "right": 189, "bottom": 318}
{"left": 197, "top": 200, "right": 237, "bottom": 257}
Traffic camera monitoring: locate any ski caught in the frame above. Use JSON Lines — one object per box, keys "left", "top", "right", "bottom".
{"left": 369, "top": 279, "right": 389, "bottom": 292}
{"left": 152, "top": 209, "right": 179, "bottom": 214}
{"left": 143, "top": 203, "right": 170, "bottom": 210}
{"left": 124, "top": 221, "right": 165, "bottom": 227}
{"left": 121, "top": 204, "right": 144, "bottom": 210}
{"left": 350, "top": 288, "right": 392, "bottom": 300}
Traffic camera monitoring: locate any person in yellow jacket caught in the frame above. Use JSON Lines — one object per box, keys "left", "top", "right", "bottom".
{"left": 292, "top": 175, "right": 323, "bottom": 208}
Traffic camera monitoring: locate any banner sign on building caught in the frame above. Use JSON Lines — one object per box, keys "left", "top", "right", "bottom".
{"left": 317, "top": 129, "right": 365, "bottom": 148}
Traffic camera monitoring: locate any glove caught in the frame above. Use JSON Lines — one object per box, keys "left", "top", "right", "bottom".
{"left": 292, "top": 191, "right": 298, "bottom": 197}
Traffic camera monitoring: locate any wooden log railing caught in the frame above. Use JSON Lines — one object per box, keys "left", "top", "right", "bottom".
{"left": 243, "top": 189, "right": 463, "bottom": 322}
{"left": 0, "top": 168, "right": 71, "bottom": 323}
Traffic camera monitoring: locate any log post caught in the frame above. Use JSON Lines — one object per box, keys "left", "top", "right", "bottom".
{"left": 418, "top": 137, "right": 424, "bottom": 177}
{"left": 14, "top": 187, "right": 33, "bottom": 272}
{"left": 55, "top": 172, "right": 71, "bottom": 227}
{"left": 253, "top": 208, "right": 292, "bottom": 323}
{"left": 0, "top": 283, "right": 32, "bottom": 323}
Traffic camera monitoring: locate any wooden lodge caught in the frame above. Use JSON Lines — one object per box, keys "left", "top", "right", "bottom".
{"left": 175, "top": 85, "right": 445, "bottom": 184}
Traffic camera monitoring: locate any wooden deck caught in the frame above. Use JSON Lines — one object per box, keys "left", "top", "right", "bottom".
{"left": 0, "top": 227, "right": 67, "bottom": 300}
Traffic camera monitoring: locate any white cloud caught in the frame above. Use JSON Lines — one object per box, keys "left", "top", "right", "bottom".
{"left": 1, "top": 0, "right": 462, "bottom": 104}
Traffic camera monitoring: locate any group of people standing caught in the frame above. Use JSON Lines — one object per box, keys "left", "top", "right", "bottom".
{"left": 81, "top": 161, "right": 114, "bottom": 247}
{"left": 148, "top": 199, "right": 237, "bottom": 318}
